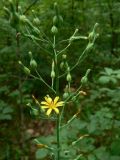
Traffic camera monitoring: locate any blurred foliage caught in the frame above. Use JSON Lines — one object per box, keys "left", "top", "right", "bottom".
{"left": 0, "top": 0, "right": 120, "bottom": 159}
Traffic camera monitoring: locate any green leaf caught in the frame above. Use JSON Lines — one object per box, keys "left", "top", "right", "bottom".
{"left": 104, "top": 68, "right": 113, "bottom": 75}
{"left": 98, "top": 76, "right": 110, "bottom": 84}
{"left": 94, "top": 147, "right": 110, "bottom": 160}
{"left": 36, "top": 149, "right": 48, "bottom": 159}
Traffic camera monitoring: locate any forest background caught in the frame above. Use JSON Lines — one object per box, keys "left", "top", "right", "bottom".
{"left": 0, "top": 0, "right": 120, "bottom": 160}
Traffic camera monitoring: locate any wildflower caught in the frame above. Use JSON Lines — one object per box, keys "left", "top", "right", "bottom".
{"left": 41, "top": 95, "right": 64, "bottom": 116}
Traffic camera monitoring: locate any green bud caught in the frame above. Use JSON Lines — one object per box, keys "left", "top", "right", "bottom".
{"left": 51, "top": 71, "right": 55, "bottom": 79}
{"left": 94, "top": 23, "right": 99, "bottom": 32}
{"left": 23, "top": 66, "right": 30, "bottom": 75}
{"left": 66, "top": 73, "right": 72, "bottom": 82}
{"left": 30, "top": 59, "right": 37, "bottom": 69}
{"left": 85, "top": 69, "right": 91, "bottom": 76}
{"left": 81, "top": 76, "right": 88, "bottom": 84}
{"left": 62, "top": 54, "right": 67, "bottom": 60}
{"left": 28, "top": 51, "right": 32, "bottom": 59}
{"left": 51, "top": 25, "right": 58, "bottom": 34}
{"left": 19, "top": 15, "right": 28, "bottom": 24}
{"left": 67, "top": 67, "right": 70, "bottom": 72}
{"left": 60, "top": 62, "right": 64, "bottom": 70}
{"left": 33, "top": 17, "right": 40, "bottom": 26}
{"left": 53, "top": 16, "right": 58, "bottom": 25}
{"left": 63, "top": 92, "right": 69, "bottom": 99}
{"left": 54, "top": 2, "right": 58, "bottom": 10}
{"left": 18, "top": 61, "right": 22, "bottom": 65}
{"left": 30, "top": 108, "right": 39, "bottom": 116}
{"left": 53, "top": 15, "right": 63, "bottom": 25}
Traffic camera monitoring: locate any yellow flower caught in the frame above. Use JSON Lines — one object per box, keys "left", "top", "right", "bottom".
{"left": 41, "top": 95, "right": 64, "bottom": 116}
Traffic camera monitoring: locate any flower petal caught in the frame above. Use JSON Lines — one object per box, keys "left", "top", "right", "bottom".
{"left": 41, "top": 101, "right": 49, "bottom": 105}
{"left": 46, "top": 108, "right": 52, "bottom": 116}
{"left": 54, "top": 96, "right": 59, "bottom": 104}
{"left": 56, "top": 101, "right": 64, "bottom": 107}
{"left": 45, "top": 96, "right": 52, "bottom": 104}
{"left": 41, "top": 106, "right": 49, "bottom": 109}
{"left": 53, "top": 108, "right": 59, "bottom": 114}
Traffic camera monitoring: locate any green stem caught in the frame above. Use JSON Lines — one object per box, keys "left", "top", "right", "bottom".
{"left": 53, "top": 35, "right": 60, "bottom": 160}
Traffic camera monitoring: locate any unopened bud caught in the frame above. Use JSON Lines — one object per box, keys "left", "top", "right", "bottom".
{"left": 51, "top": 25, "right": 58, "bottom": 34}
{"left": 60, "top": 62, "right": 64, "bottom": 70}
{"left": 79, "top": 91, "right": 87, "bottom": 96}
{"left": 33, "top": 17, "right": 40, "bottom": 26}
{"left": 20, "top": 15, "right": 28, "bottom": 23}
{"left": 51, "top": 71, "right": 55, "bottom": 79}
{"left": 54, "top": 2, "right": 58, "bottom": 10}
{"left": 85, "top": 69, "right": 91, "bottom": 76}
{"left": 23, "top": 66, "right": 30, "bottom": 75}
{"left": 67, "top": 67, "right": 70, "bottom": 72}
{"left": 53, "top": 16, "right": 58, "bottom": 25}
{"left": 30, "top": 59, "right": 37, "bottom": 69}
{"left": 63, "top": 92, "right": 69, "bottom": 99}
{"left": 28, "top": 51, "right": 32, "bottom": 58}
{"left": 81, "top": 76, "right": 88, "bottom": 84}
{"left": 66, "top": 73, "right": 72, "bottom": 82}
{"left": 62, "top": 54, "right": 67, "bottom": 60}
{"left": 18, "top": 61, "right": 22, "bottom": 65}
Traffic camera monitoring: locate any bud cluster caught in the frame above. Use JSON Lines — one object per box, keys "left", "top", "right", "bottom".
{"left": 51, "top": 2, "right": 63, "bottom": 35}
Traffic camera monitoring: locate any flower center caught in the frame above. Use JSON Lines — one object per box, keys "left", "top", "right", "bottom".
{"left": 49, "top": 101, "right": 55, "bottom": 109}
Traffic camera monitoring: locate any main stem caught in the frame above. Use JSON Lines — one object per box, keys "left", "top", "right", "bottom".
{"left": 16, "top": 1, "right": 25, "bottom": 158}
{"left": 53, "top": 36, "right": 60, "bottom": 160}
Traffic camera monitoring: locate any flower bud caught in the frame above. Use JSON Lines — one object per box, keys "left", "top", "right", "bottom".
{"left": 81, "top": 76, "right": 88, "bottom": 84}
{"left": 18, "top": 61, "right": 22, "bottom": 66}
{"left": 28, "top": 51, "right": 32, "bottom": 59}
{"left": 66, "top": 73, "right": 72, "bottom": 82}
{"left": 23, "top": 66, "right": 30, "bottom": 75}
{"left": 62, "top": 54, "right": 67, "bottom": 60}
{"left": 30, "top": 108, "right": 39, "bottom": 116}
{"left": 30, "top": 59, "right": 37, "bottom": 69}
{"left": 60, "top": 62, "right": 64, "bottom": 70}
{"left": 51, "top": 25, "right": 58, "bottom": 34}
{"left": 63, "top": 92, "right": 69, "bottom": 99}
{"left": 54, "top": 2, "right": 58, "bottom": 10}
{"left": 51, "top": 71, "right": 55, "bottom": 79}
{"left": 19, "top": 15, "right": 28, "bottom": 24}
{"left": 53, "top": 16, "right": 58, "bottom": 25}
{"left": 33, "top": 17, "right": 40, "bottom": 26}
